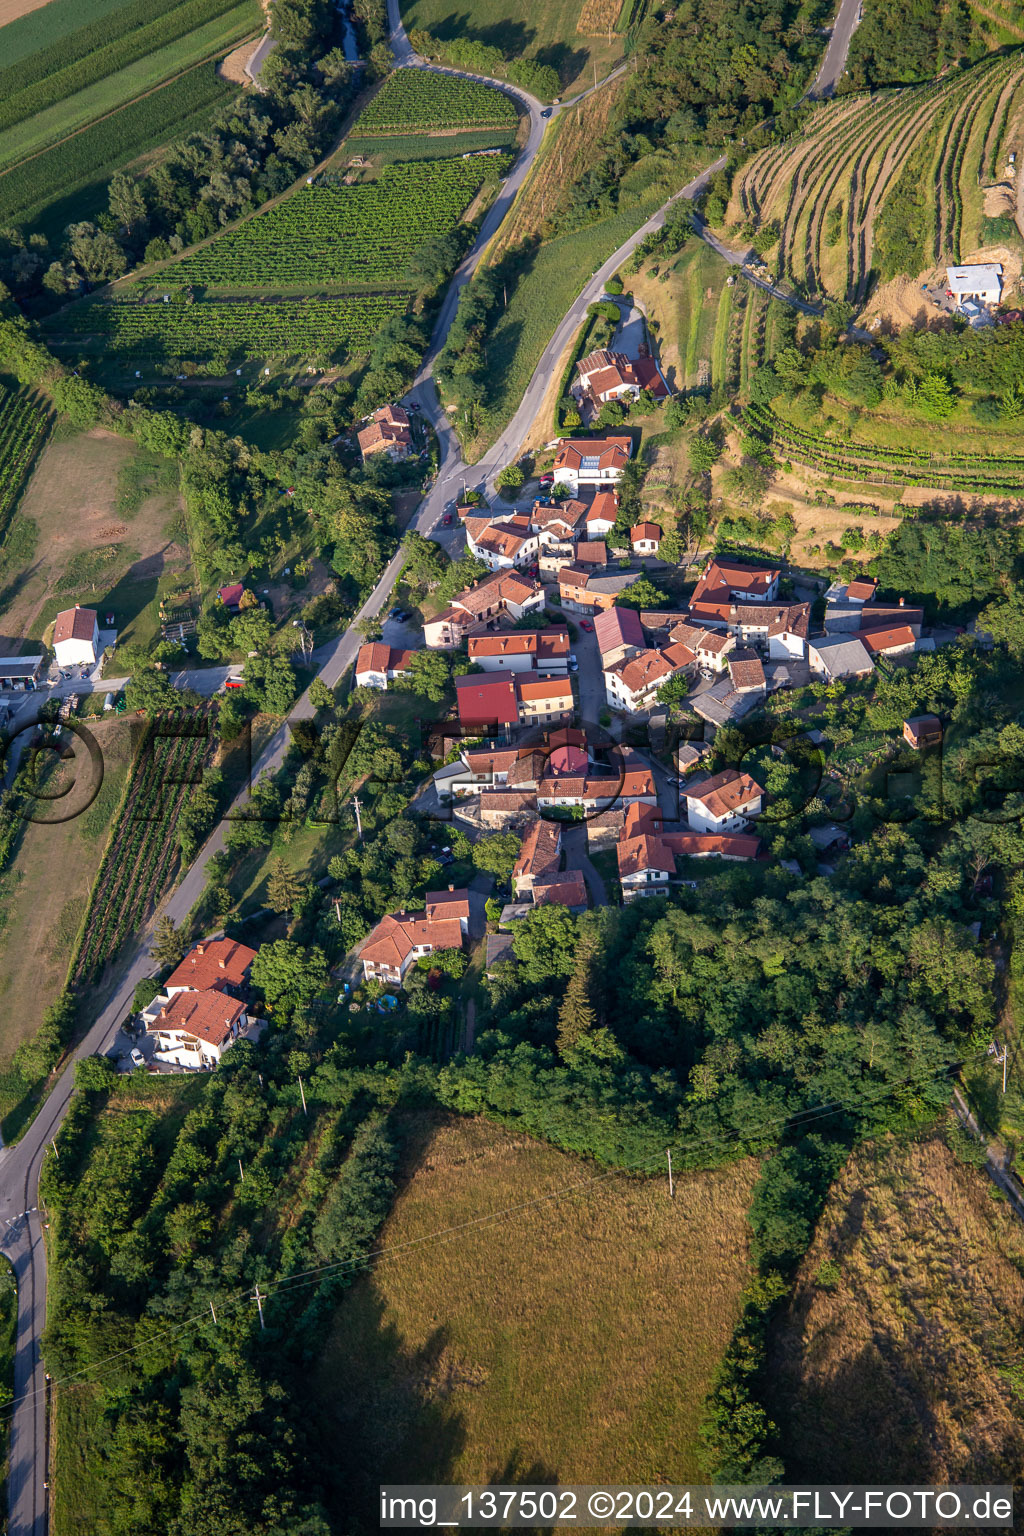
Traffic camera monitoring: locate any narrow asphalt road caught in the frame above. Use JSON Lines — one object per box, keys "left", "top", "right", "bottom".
{"left": 1, "top": 0, "right": 869, "bottom": 1526}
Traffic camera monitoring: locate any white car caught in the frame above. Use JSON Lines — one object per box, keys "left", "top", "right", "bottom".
{"left": 129, "top": 1048, "right": 145, "bottom": 1069}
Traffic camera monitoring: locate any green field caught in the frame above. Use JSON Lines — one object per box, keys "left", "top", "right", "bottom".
{"left": 0, "top": 62, "right": 235, "bottom": 230}
{"left": 341, "top": 128, "right": 516, "bottom": 162}
{"left": 0, "top": 0, "right": 252, "bottom": 137}
{"left": 0, "top": 387, "right": 52, "bottom": 555}
{"left": 0, "top": 0, "right": 131, "bottom": 67}
{"left": 0, "top": 0, "right": 257, "bottom": 170}
{"left": 400, "top": 0, "right": 622, "bottom": 93}
{"left": 355, "top": 68, "right": 517, "bottom": 133}
{"left": 477, "top": 198, "right": 665, "bottom": 451}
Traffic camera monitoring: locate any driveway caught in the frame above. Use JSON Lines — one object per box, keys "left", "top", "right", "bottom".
{"left": 561, "top": 823, "right": 608, "bottom": 906}
{"left": 569, "top": 619, "right": 609, "bottom": 731}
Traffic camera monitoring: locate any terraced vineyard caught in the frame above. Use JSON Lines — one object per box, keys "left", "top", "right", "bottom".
{"left": 44, "top": 156, "right": 509, "bottom": 364}
{"left": 728, "top": 55, "right": 1024, "bottom": 304}
{"left": 747, "top": 401, "right": 1024, "bottom": 494}
{"left": 0, "top": 387, "right": 52, "bottom": 544}
{"left": 355, "top": 68, "right": 517, "bottom": 133}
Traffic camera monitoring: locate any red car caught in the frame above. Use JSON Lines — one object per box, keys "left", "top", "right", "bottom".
{"left": 443, "top": 513, "right": 454, "bottom": 525}
{"left": 580, "top": 619, "right": 594, "bottom": 631}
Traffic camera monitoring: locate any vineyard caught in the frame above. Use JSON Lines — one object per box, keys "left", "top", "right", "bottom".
{"left": 747, "top": 400, "right": 1024, "bottom": 494}
{"left": 727, "top": 54, "right": 1024, "bottom": 303}
{"left": 0, "top": 387, "right": 52, "bottom": 549}
{"left": 46, "top": 156, "right": 510, "bottom": 363}
{"left": 354, "top": 68, "right": 517, "bottom": 134}
{"left": 46, "top": 294, "right": 410, "bottom": 360}
{"left": 71, "top": 708, "right": 214, "bottom": 985}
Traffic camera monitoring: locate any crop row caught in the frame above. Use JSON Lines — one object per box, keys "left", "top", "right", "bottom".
{"left": 355, "top": 68, "right": 516, "bottom": 133}
{"left": 747, "top": 404, "right": 1024, "bottom": 491}
{"left": 0, "top": 63, "right": 233, "bottom": 227}
{"left": 46, "top": 292, "right": 410, "bottom": 360}
{"left": 142, "top": 159, "right": 510, "bottom": 290}
{"left": 0, "top": 0, "right": 251, "bottom": 135}
{"left": 73, "top": 711, "right": 212, "bottom": 983}
{"left": 0, "top": 387, "right": 51, "bottom": 542}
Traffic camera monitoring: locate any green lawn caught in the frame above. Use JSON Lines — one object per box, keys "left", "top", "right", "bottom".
{"left": 0, "top": 2, "right": 256, "bottom": 171}
{"left": 400, "top": 0, "right": 622, "bottom": 93}
{"left": 477, "top": 198, "right": 667, "bottom": 453}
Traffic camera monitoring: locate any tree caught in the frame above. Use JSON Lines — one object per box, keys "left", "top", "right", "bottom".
{"left": 251, "top": 939, "right": 328, "bottom": 1018}
{"left": 472, "top": 831, "right": 521, "bottom": 881}
{"left": 616, "top": 575, "right": 669, "bottom": 610}
{"left": 557, "top": 962, "right": 595, "bottom": 1056}
{"left": 244, "top": 655, "right": 296, "bottom": 715}
{"left": 108, "top": 173, "right": 147, "bottom": 236}
{"left": 689, "top": 432, "right": 722, "bottom": 473}
{"left": 510, "top": 904, "right": 577, "bottom": 984}
{"left": 397, "top": 649, "right": 450, "bottom": 703}
{"left": 66, "top": 222, "right": 127, "bottom": 282}
{"left": 355, "top": 615, "right": 383, "bottom": 641}
{"left": 496, "top": 463, "right": 525, "bottom": 495}
{"left": 267, "top": 856, "right": 306, "bottom": 914}
{"left": 309, "top": 677, "right": 335, "bottom": 712}
{"left": 132, "top": 977, "right": 162, "bottom": 1013}
{"left": 402, "top": 531, "right": 446, "bottom": 589}
{"left": 151, "top": 916, "right": 185, "bottom": 968}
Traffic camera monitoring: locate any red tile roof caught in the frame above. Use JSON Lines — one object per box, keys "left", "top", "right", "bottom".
{"left": 513, "top": 819, "right": 562, "bottom": 879}
{"left": 533, "top": 873, "right": 587, "bottom": 908}
{"left": 594, "top": 605, "right": 644, "bottom": 656}
{"left": 468, "top": 632, "right": 539, "bottom": 657}
{"left": 517, "top": 677, "right": 573, "bottom": 703}
{"left": 859, "top": 625, "right": 916, "bottom": 654}
{"left": 53, "top": 606, "right": 97, "bottom": 644}
{"left": 218, "top": 583, "right": 245, "bottom": 607}
{"left": 575, "top": 540, "right": 608, "bottom": 566}
{"left": 425, "top": 888, "right": 470, "bottom": 923}
{"left": 691, "top": 558, "right": 780, "bottom": 605}
{"left": 166, "top": 937, "right": 257, "bottom": 993}
{"left": 361, "top": 911, "right": 464, "bottom": 969}
{"left": 584, "top": 491, "right": 619, "bottom": 526}
{"left": 684, "top": 768, "right": 762, "bottom": 819}
{"left": 554, "top": 436, "right": 632, "bottom": 474}
{"left": 455, "top": 675, "right": 519, "bottom": 726}
{"left": 155, "top": 988, "right": 245, "bottom": 1048}
{"left": 630, "top": 521, "right": 662, "bottom": 543}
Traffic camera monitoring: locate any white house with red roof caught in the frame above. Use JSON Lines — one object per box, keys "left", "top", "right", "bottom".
{"left": 630, "top": 521, "right": 662, "bottom": 556}
{"left": 357, "top": 404, "right": 412, "bottom": 463}
{"left": 165, "top": 936, "right": 258, "bottom": 997}
{"left": 552, "top": 435, "right": 632, "bottom": 494}
{"left": 361, "top": 907, "right": 465, "bottom": 985}
{"left": 53, "top": 605, "right": 99, "bottom": 668}
{"left": 575, "top": 349, "right": 670, "bottom": 405}
{"left": 691, "top": 558, "right": 781, "bottom": 606}
{"left": 145, "top": 989, "right": 250, "bottom": 1070}
{"left": 354, "top": 643, "right": 415, "bottom": 690}
{"left": 684, "top": 768, "right": 763, "bottom": 835}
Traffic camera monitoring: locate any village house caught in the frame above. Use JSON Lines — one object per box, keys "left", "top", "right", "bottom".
{"left": 575, "top": 349, "right": 670, "bottom": 405}
{"left": 807, "top": 634, "right": 875, "bottom": 681}
{"left": 354, "top": 642, "right": 416, "bottom": 690}
{"left": 360, "top": 904, "right": 466, "bottom": 985}
{"left": 512, "top": 819, "right": 563, "bottom": 896}
{"left": 825, "top": 597, "right": 923, "bottom": 636}
{"left": 727, "top": 649, "right": 767, "bottom": 696}
{"left": 684, "top": 768, "right": 763, "bottom": 835}
{"left": 536, "top": 765, "right": 657, "bottom": 811}
{"left": 217, "top": 582, "right": 246, "bottom": 613}
{"left": 552, "top": 435, "right": 633, "bottom": 494}
{"left": 858, "top": 625, "right": 917, "bottom": 659}
{"left": 582, "top": 490, "right": 620, "bottom": 536}
{"left": 594, "top": 605, "right": 645, "bottom": 666}
{"left": 695, "top": 628, "right": 736, "bottom": 673}
{"left": 557, "top": 565, "right": 643, "bottom": 614}
{"left": 575, "top": 540, "right": 608, "bottom": 569}
{"left": 455, "top": 674, "right": 520, "bottom": 738}
{"left": 615, "top": 803, "right": 759, "bottom": 899}
{"left": 630, "top": 521, "right": 662, "bottom": 556}
{"left": 423, "top": 570, "right": 545, "bottom": 648}
{"left": 164, "top": 936, "right": 258, "bottom": 997}
{"left": 144, "top": 989, "right": 250, "bottom": 1070}
{"left": 517, "top": 676, "right": 574, "bottom": 725}
{"left": 532, "top": 872, "right": 588, "bottom": 912}
{"left": 53, "top": 605, "right": 99, "bottom": 669}
{"left": 467, "top": 627, "right": 570, "bottom": 674}
{"left": 465, "top": 514, "right": 540, "bottom": 570}
{"left": 357, "top": 403, "right": 413, "bottom": 463}
{"left": 945, "top": 262, "right": 1002, "bottom": 312}
{"left": 691, "top": 557, "right": 781, "bottom": 605}
{"left": 604, "top": 643, "right": 694, "bottom": 713}
{"left": 424, "top": 886, "right": 471, "bottom": 933}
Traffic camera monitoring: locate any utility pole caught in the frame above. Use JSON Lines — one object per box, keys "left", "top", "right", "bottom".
{"left": 238, "top": 1157, "right": 245, "bottom": 1183}
{"left": 353, "top": 795, "right": 363, "bottom": 840}
{"left": 334, "top": 897, "right": 341, "bottom": 923}
{"left": 50, "top": 1140, "right": 58, "bottom": 1159}
{"left": 210, "top": 1300, "right": 218, "bottom": 1326}
{"left": 298, "top": 1076, "right": 307, "bottom": 1116}
{"left": 254, "top": 1284, "right": 265, "bottom": 1330}
{"left": 666, "top": 1148, "right": 674, "bottom": 1198}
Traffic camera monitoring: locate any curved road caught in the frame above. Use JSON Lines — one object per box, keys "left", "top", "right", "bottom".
{"left": 0, "top": 1, "right": 864, "bottom": 1529}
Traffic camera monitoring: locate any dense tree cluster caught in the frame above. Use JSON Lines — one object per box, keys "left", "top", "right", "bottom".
{"left": 842, "top": 0, "right": 978, "bottom": 89}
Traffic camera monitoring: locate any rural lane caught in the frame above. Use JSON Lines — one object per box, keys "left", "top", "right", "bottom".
{"left": 0, "top": 2, "right": 867, "bottom": 1530}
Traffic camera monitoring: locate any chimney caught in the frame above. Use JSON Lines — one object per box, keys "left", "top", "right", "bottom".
{"left": 448, "top": 884, "right": 454, "bottom": 892}
{"left": 219, "top": 958, "right": 226, "bottom": 969}
{"left": 196, "top": 943, "right": 205, "bottom": 955}
{"left": 899, "top": 596, "right": 905, "bottom": 607}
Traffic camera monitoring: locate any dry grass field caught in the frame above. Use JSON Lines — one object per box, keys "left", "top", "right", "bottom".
{"left": 768, "top": 1132, "right": 1024, "bottom": 1486}
{"left": 0, "top": 718, "right": 137, "bottom": 1072}
{"left": 0, "top": 425, "right": 190, "bottom": 654}
{"left": 314, "top": 1113, "right": 758, "bottom": 1528}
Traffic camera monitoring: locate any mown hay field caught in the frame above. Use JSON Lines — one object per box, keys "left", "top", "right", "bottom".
{"left": 314, "top": 1112, "right": 758, "bottom": 1528}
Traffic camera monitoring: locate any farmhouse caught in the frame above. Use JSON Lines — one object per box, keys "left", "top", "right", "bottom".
{"left": 582, "top": 490, "right": 619, "bottom": 535}
{"left": 552, "top": 435, "right": 632, "bottom": 493}
{"left": 692, "top": 557, "right": 781, "bottom": 605}
{"left": 357, "top": 403, "right": 412, "bottom": 462}
{"left": 946, "top": 263, "right": 1002, "bottom": 310}
{"left": 807, "top": 634, "right": 875, "bottom": 681}
{"left": 557, "top": 565, "right": 643, "bottom": 613}
{"left": 858, "top": 625, "right": 917, "bottom": 659}
{"left": 53, "top": 605, "right": 99, "bottom": 668}
{"left": 727, "top": 649, "right": 767, "bottom": 695}
{"left": 467, "top": 627, "right": 570, "bottom": 673}
{"left": 604, "top": 642, "right": 694, "bottom": 713}
{"left": 684, "top": 768, "right": 763, "bottom": 835}
{"left": 466, "top": 515, "right": 539, "bottom": 570}
{"left": 354, "top": 642, "right": 415, "bottom": 689}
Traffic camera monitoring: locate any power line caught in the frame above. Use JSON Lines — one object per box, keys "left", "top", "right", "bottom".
{"left": 0, "top": 1044, "right": 985, "bottom": 1423}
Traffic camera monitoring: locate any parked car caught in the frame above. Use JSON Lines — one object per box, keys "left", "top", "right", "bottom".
{"left": 580, "top": 619, "right": 594, "bottom": 631}
{"left": 539, "top": 473, "right": 554, "bottom": 485}
{"left": 541, "top": 108, "right": 552, "bottom": 118}
{"left": 129, "top": 1048, "right": 145, "bottom": 1069}
{"left": 443, "top": 514, "right": 454, "bottom": 525}
{"left": 568, "top": 654, "right": 579, "bottom": 671}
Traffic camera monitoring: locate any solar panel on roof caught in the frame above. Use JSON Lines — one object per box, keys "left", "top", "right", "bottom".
{"left": 581, "top": 456, "right": 600, "bottom": 471}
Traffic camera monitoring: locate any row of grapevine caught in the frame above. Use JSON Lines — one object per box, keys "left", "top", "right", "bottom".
{"left": 71, "top": 709, "right": 214, "bottom": 984}
{"left": 46, "top": 292, "right": 410, "bottom": 360}
{"left": 141, "top": 160, "right": 510, "bottom": 290}
{"left": 0, "top": 386, "right": 51, "bottom": 543}
{"left": 355, "top": 68, "right": 517, "bottom": 133}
